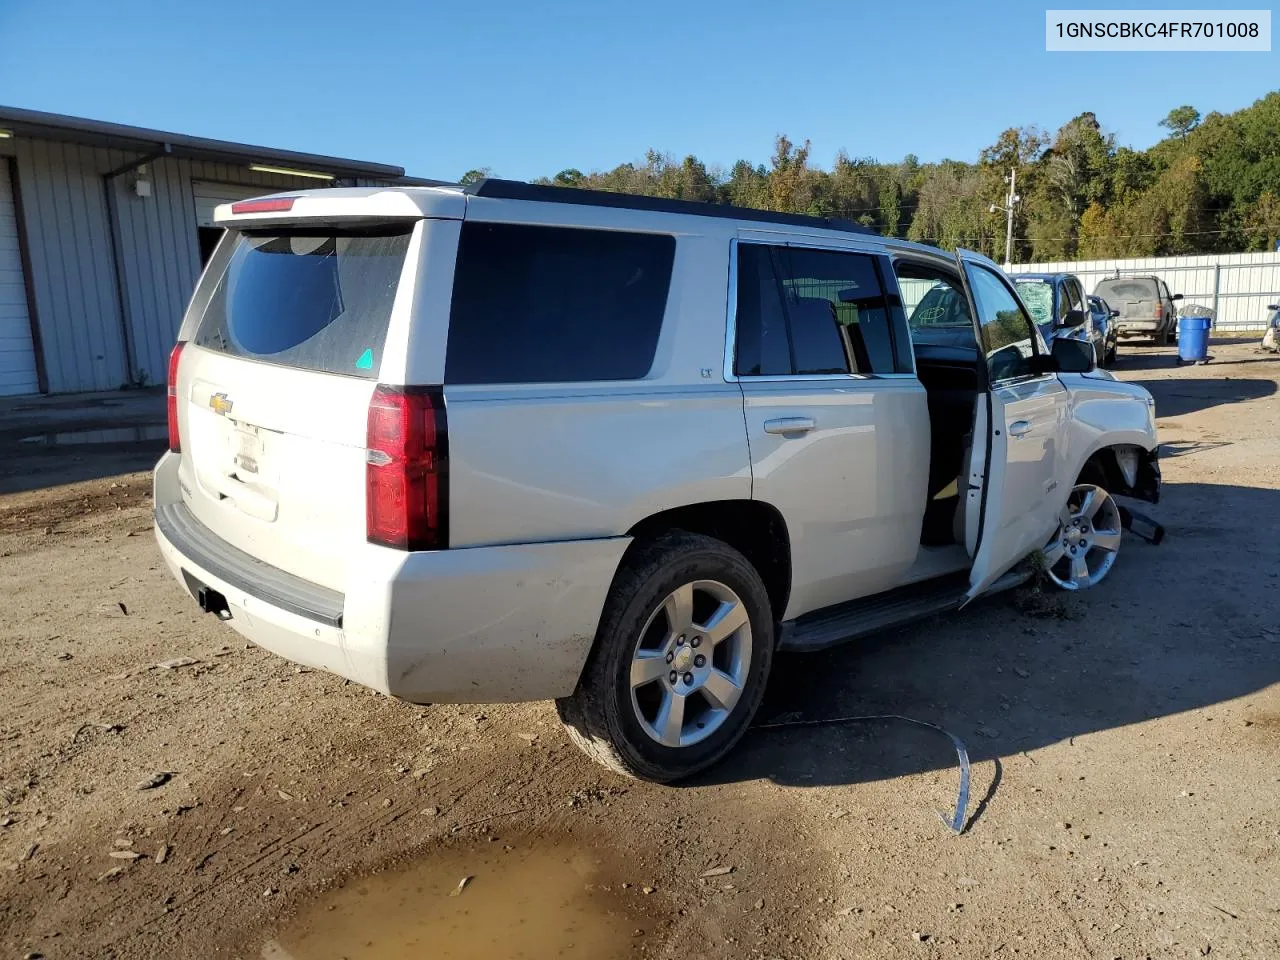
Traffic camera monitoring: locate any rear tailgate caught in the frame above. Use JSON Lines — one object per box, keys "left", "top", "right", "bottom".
{"left": 174, "top": 219, "right": 417, "bottom": 594}
{"left": 1095, "top": 279, "right": 1160, "bottom": 327}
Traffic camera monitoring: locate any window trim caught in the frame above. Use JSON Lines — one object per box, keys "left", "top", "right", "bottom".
{"left": 723, "top": 237, "right": 917, "bottom": 384}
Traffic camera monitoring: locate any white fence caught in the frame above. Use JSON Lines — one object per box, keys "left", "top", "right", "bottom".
{"left": 1006, "top": 251, "right": 1280, "bottom": 332}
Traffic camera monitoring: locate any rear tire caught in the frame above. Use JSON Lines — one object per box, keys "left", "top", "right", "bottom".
{"left": 556, "top": 531, "right": 774, "bottom": 783}
{"left": 1155, "top": 329, "right": 1170, "bottom": 347}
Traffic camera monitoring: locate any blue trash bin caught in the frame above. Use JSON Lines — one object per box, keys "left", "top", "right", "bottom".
{"left": 1178, "top": 316, "right": 1211, "bottom": 363}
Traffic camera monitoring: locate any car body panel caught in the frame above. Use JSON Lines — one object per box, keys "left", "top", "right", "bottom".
{"left": 445, "top": 385, "right": 752, "bottom": 547}
{"left": 155, "top": 450, "right": 629, "bottom": 703}
{"left": 741, "top": 376, "right": 929, "bottom": 618}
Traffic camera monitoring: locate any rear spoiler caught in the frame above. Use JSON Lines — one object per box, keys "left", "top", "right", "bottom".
{"left": 213, "top": 186, "right": 466, "bottom": 227}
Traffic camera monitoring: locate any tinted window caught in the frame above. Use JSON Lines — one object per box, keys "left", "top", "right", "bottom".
{"left": 735, "top": 244, "right": 900, "bottom": 376}
{"left": 446, "top": 223, "right": 675, "bottom": 384}
{"left": 1095, "top": 279, "right": 1157, "bottom": 300}
{"left": 194, "top": 228, "right": 412, "bottom": 378}
{"left": 734, "top": 245, "right": 792, "bottom": 376}
{"left": 968, "top": 265, "right": 1038, "bottom": 382}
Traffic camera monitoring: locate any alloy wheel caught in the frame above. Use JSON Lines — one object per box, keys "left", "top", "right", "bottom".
{"left": 1041, "top": 483, "right": 1123, "bottom": 590}
{"left": 628, "top": 579, "right": 752, "bottom": 748}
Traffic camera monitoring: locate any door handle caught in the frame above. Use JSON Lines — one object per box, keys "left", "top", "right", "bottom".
{"left": 1008, "top": 420, "right": 1032, "bottom": 438}
{"left": 763, "top": 417, "right": 816, "bottom": 436}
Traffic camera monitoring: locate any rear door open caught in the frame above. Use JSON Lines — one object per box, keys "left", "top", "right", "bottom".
{"left": 169, "top": 191, "right": 455, "bottom": 594}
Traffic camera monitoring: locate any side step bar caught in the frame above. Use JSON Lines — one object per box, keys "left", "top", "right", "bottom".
{"left": 778, "top": 568, "right": 1031, "bottom": 652}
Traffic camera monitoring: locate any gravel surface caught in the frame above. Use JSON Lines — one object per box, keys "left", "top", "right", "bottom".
{"left": 1, "top": 342, "right": 1278, "bottom": 959}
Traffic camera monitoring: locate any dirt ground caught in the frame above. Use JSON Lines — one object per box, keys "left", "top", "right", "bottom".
{"left": 2, "top": 341, "right": 1278, "bottom": 960}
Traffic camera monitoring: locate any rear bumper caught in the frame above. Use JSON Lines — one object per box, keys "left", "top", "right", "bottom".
{"left": 1116, "top": 320, "right": 1165, "bottom": 336}
{"left": 152, "top": 452, "right": 628, "bottom": 703}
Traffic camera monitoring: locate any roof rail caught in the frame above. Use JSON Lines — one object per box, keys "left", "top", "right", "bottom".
{"left": 465, "top": 178, "right": 877, "bottom": 235}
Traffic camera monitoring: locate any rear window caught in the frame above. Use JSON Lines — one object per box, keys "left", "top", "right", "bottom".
{"left": 193, "top": 227, "right": 412, "bottom": 378}
{"left": 445, "top": 223, "right": 675, "bottom": 384}
{"left": 1095, "top": 279, "right": 1157, "bottom": 300}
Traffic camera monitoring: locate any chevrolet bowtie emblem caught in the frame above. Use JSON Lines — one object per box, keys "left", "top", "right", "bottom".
{"left": 209, "top": 392, "right": 234, "bottom": 416}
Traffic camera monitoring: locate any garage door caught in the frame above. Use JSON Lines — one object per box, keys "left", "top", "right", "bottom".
{"left": 0, "top": 162, "right": 39, "bottom": 396}
{"left": 192, "top": 181, "right": 265, "bottom": 228}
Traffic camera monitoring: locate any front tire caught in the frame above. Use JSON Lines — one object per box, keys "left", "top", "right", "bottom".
{"left": 1040, "top": 484, "right": 1122, "bottom": 591}
{"left": 556, "top": 531, "right": 774, "bottom": 783}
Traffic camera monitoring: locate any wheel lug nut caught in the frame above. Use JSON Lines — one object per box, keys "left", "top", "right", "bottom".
{"left": 676, "top": 636, "right": 685, "bottom": 646}
{"left": 682, "top": 673, "right": 694, "bottom": 685}
{"left": 690, "top": 636, "right": 701, "bottom": 648}
{"left": 665, "top": 652, "right": 674, "bottom": 664}
{"left": 694, "top": 655, "right": 706, "bottom": 668}
{"left": 669, "top": 671, "right": 678, "bottom": 683}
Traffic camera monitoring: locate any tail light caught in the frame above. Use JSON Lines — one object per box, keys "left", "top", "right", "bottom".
{"left": 167, "top": 341, "right": 186, "bottom": 453}
{"left": 1154, "top": 303, "right": 1164, "bottom": 319}
{"left": 230, "top": 197, "right": 297, "bottom": 215}
{"left": 366, "top": 385, "right": 449, "bottom": 551}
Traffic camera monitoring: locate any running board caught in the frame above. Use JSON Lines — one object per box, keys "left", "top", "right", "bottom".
{"left": 778, "top": 568, "right": 1031, "bottom": 652}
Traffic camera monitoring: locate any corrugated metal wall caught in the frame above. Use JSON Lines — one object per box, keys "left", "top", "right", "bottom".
{"left": 1, "top": 134, "right": 395, "bottom": 394}
{"left": 0, "top": 159, "right": 40, "bottom": 395}
{"left": 1008, "top": 252, "right": 1280, "bottom": 333}
{"left": 6, "top": 138, "right": 129, "bottom": 392}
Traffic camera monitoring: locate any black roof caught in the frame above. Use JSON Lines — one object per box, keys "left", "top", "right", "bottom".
{"left": 466, "top": 178, "right": 877, "bottom": 235}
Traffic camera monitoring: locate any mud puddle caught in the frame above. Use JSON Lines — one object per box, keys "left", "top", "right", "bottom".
{"left": 260, "top": 835, "right": 648, "bottom": 959}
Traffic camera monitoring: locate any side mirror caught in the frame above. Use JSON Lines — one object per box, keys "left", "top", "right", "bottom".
{"left": 1057, "top": 308, "right": 1087, "bottom": 329}
{"left": 1172, "top": 293, "right": 1184, "bottom": 301}
{"left": 1051, "top": 335, "right": 1095, "bottom": 373}
{"left": 1109, "top": 309, "right": 1120, "bottom": 318}
{"left": 1269, "top": 304, "right": 1279, "bottom": 310}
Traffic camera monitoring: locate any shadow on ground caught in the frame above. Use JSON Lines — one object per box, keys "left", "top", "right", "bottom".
{"left": 0, "top": 389, "right": 166, "bottom": 495}
{"left": 693, "top": 480, "right": 1280, "bottom": 792}
{"left": 1134, "top": 376, "right": 1276, "bottom": 417}
{"left": 1114, "top": 347, "right": 1280, "bottom": 373}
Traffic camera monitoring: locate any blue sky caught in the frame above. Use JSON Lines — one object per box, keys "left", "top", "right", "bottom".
{"left": 2, "top": 0, "right": 1276, "bottom": 180}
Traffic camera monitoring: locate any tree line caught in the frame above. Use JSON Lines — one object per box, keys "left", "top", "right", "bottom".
{"left": 461, "top": 92, "right": 1280, "bottom": 262}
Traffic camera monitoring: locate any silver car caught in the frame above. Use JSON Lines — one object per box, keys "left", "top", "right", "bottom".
{"left": 155, "top": 180, "right": 1161, "bottom": 782}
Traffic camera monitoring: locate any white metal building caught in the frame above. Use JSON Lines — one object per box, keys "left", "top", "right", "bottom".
{"left": 0, "top": 106, "right": 422, "bottom": 396}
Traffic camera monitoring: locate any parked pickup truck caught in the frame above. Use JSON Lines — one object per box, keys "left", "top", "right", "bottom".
{"left": 154, "top": 180, "right": 1161, "bottom": 782}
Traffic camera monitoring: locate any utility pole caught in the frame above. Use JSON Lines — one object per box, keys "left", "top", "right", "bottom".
{"left": 990, "top": 168, "right": 1020, "bottom": 267}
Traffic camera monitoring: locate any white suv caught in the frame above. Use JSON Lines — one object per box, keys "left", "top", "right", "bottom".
{"left": 154, "top": 180, "right": 1160, "bottom": 782}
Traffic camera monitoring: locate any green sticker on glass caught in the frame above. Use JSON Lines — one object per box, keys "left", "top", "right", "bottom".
{"left": 355, "top": 348, "right": 374, "bottom": 370}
